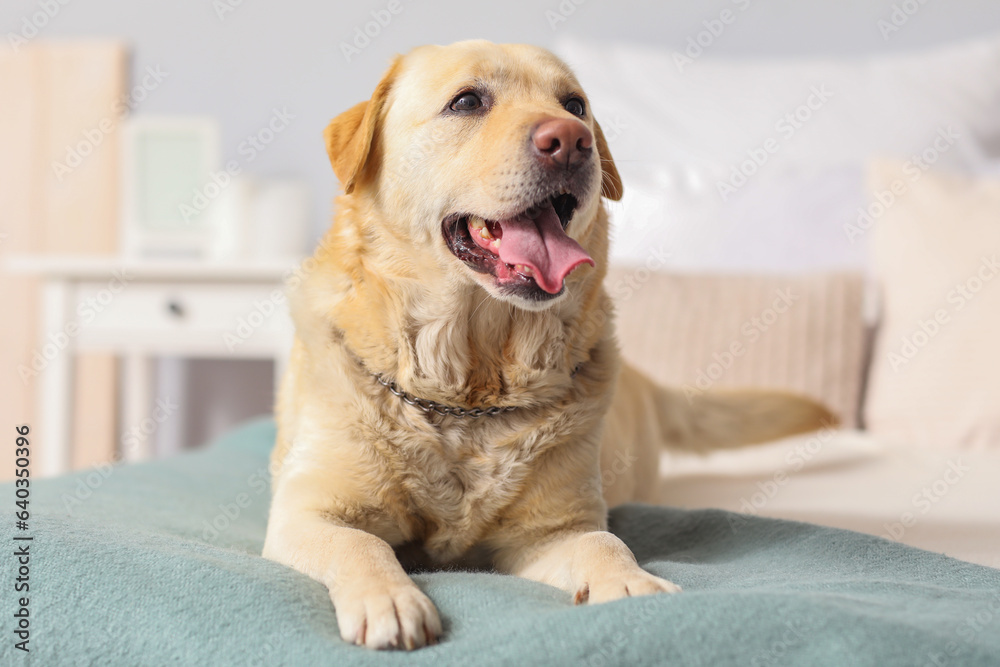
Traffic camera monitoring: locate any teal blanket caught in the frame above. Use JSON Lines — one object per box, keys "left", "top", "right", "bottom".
{"left": 3, "top": 418, "right": 999, "bottom": 666}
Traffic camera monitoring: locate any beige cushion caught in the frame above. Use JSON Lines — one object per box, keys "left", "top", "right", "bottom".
{"left": 606, "top": 269, "right": 867, "bottom": 427}
{"left": 864, "top": 161, "right": 1000, "bottom": 449}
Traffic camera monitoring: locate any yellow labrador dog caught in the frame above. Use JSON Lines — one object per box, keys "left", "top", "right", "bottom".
{"left": 263, "top": 40, "right": 834, "bottom": 650}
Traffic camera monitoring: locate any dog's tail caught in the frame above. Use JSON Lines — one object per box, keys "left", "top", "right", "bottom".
{"left": 618, "top": 364, "right": 838, "bottom": 453}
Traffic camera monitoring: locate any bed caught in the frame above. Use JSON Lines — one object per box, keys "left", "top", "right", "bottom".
{"left": 4, "top": 418, "right": 999, "bottom": 666}
{"left": 657, "top": 430, "right": 1000, "bottom": 569}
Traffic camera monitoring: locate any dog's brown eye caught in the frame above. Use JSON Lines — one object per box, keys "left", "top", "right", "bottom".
{"left": 564, "top": 97, "right": 585, "bottom": 117}
{"left": 450, "top": 92, "right": 482, "bottom": 111}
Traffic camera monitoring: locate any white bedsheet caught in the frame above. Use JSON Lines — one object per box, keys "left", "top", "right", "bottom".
{"left": 656, "top": 430, "right": 1000, "bottom": 569}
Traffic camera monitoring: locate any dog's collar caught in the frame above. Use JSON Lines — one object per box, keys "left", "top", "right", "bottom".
{"left": 372, "top": 374, "right": 518, "bottom": 418}
{"left": 372, "top": 364, "right": 581, "bottom": 419}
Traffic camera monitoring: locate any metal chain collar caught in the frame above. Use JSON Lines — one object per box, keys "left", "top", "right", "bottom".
{"left": 373, "top": 374, "right": 518, "bottom": 418}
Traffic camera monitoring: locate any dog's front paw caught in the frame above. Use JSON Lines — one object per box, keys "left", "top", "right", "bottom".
{"left": 574, "top": 567, "right": 681, "bottom": 605}
{"left": 332, "top": 581, "right": 442, "bottom": 650}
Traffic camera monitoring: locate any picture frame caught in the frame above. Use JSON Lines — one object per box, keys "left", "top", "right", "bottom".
{"left": 120, "top": 116, "right": 226, "bottom": 259}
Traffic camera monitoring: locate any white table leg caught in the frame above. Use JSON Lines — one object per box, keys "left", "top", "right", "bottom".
{"left": 153, "top": 358, "right": 186, "bottom": 458}
{"left": 38, "top": 280, "right": 73, "bottom": 477}
{"left": 120, "top": 353, "right": 154, "bottom": 463}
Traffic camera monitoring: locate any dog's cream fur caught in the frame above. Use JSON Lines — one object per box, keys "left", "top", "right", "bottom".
{"left": 262, "top": 41, "right": 835, "bottom": 650}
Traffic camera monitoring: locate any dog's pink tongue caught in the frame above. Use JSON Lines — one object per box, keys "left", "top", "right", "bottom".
{"left": 497, "top": 206, "right": 594, "bottom": 293}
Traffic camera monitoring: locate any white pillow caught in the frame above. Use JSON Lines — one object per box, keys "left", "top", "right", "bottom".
{"left": 605, "top": 164, "right": 867, "bottom": 270}
{"left": 559, "top": 36, "right": 1000, "bottom": 188}
{"left": 558, "top": 36, "right": 1000, "bottom": 269}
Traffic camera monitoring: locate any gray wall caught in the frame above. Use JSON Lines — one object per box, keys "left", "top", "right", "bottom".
{"left": 6, "top": 0, "right": 1000, "bottom": 449}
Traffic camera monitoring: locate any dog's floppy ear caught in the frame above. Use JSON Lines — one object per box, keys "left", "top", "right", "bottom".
{"left": 323, "top": 56, "right": 402, "bottom": 194}
{"left": 593, "top": 119, "right": 623, "bottom": 201}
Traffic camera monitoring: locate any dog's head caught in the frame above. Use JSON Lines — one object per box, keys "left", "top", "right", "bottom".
{"left": 323, "top": 40, "right": 621, "bottom": 311}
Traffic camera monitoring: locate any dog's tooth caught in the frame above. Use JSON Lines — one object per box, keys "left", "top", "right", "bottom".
{"left": 516, "top": 264, "right": 533, "bottom": 276}
{"left": 492, "top": 238, "right": 501, "bottom": 250}
{"left": 470, "top": 215, "right": 496, "bottom": 241}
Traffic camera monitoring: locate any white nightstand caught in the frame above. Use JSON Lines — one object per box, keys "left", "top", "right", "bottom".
{"left": 7, "top": 256, "right": 295, "bottom": 477}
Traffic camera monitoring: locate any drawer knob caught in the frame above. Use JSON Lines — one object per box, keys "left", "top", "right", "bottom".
{"left": 167, "top": 300, "right": 185, "bottom": 318}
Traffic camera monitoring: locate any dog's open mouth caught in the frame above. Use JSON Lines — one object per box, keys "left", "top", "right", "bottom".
{"left": 442, "top": 193, "right": 593, "bottom": 298}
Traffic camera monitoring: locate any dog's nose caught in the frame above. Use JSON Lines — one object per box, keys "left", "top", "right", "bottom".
{"left": 531, "top": 118, "right": 593, "bottom": 169}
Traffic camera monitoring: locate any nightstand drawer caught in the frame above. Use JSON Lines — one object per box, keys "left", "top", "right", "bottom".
{"left": 73, "top": 281, "right": 292, "bottom": 353}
